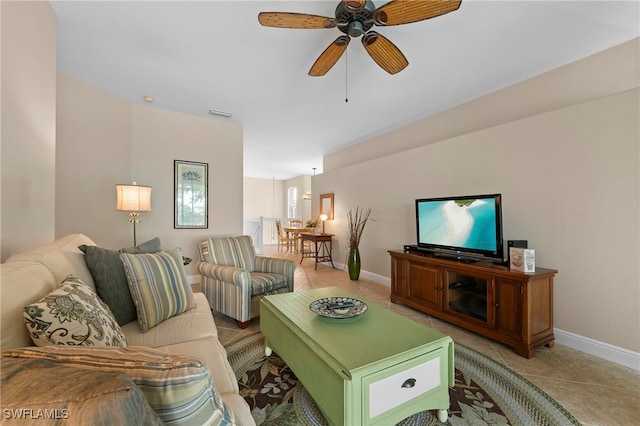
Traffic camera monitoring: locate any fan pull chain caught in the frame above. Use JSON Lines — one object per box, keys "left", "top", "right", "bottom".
{"left": 345, "top": 48, "right": 349, "bottom": 103}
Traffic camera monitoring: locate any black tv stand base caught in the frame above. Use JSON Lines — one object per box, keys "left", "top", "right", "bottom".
{"left": 403, "top": 246, "right": 509, "bottom": 266}
{"left": 451, "top": 256, "right": 477, "bottom": 264}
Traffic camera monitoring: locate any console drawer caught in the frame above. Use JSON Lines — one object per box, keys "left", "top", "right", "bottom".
{"left": 367, "top": 352, "right": 442, "bottom": 419}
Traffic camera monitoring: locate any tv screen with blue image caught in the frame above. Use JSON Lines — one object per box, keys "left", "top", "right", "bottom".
{"left": 416, "top": 194, "right": 503, "bottom": 260}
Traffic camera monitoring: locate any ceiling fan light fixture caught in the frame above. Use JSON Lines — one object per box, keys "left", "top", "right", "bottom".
{"left": 362, "top": 31, "right": 377, "bottom": 46}
{"left": 373, "top": 10, "right": 388, "bottom": 26}
{"left": 348, "top": 20, "right": 365, "bottom": 37}
{"left": 343, "top": 0, "right": 366, "bottom": 13}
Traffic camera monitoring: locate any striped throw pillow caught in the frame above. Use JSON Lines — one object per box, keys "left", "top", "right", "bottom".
{"left": 2, "top": 346, "right": 236, "bottom": 426}
{"left": 120, "top": 248, "right": 194, "bottom": 333}
{"left": 1, "top": 357, "right": 163, "bottom": 425}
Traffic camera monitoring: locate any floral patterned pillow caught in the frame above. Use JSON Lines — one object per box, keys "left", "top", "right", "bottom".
{"left": 23, "top": 275, "right": 127, "bottom": 347}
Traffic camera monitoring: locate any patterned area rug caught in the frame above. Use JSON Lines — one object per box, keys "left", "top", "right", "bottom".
{"left": 224, "top": 332, "right": 581, "bottom": 426}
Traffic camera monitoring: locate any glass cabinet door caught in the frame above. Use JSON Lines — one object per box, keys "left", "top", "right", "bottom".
{"left": 444, "top": 270, "right": 490, "bottom": 325}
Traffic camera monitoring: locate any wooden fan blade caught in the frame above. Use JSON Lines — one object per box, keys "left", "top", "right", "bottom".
{"left": 373, "top": 0, "right": 462, "bottom": 26}
{"left": 258, "top": 12, "right": 336, "bottom": 29}
{"left": 362, "top": 31, "right": 408, "bottom": 75}
{"left": 309, "top": 36, "right": 350, "bottom": 77}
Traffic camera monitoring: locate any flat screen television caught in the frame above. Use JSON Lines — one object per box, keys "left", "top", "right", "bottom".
{"left": 415, "top": 193, "right": 504, "bottom": 263}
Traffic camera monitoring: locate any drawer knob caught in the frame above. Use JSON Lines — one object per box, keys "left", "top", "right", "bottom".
{"left": 401, "top": 378, "right": 416, "bottom": 389}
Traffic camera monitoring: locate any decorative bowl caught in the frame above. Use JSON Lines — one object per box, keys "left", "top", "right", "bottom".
{"left": 309, "top": 297, "right": 368, "bottom": 319}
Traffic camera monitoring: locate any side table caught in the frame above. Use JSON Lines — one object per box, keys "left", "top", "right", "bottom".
{"left": 300, "top": 233, "right": 335, "bottom": 270}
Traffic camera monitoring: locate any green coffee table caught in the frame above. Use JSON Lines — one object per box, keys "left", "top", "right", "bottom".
{"left": 260, "top": 287, "right": 454, "bottom": 425}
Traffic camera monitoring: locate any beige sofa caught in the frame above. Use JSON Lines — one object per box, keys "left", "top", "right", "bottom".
{"left": 0, "top": 234, "right": 254, "bottom": 425}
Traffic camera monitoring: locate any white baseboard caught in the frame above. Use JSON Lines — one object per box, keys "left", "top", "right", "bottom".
{"left": 187, "top": 274, "right": 200, "bottom": 285}
{"left": 360, "top": 269, "right": 391, "bottom": 286}
{"left": 333, "top": 263, "right": 391, "bottom": 286}
{"left": 554, "top": 328, "right": 640, "bottom": 371}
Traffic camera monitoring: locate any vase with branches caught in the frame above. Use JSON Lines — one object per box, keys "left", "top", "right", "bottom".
{"left": 346, "top": 207, "right": 371, "bottom": 280}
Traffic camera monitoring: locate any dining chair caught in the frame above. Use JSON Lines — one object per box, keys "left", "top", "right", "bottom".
{"left": 275, "top": 220, "right": 295, "bottom": 252}
{"left": 288, "top": 219, "right": 306, "bottom": 251}
{"left": 289, "top": 219, "right": 303, "bottom": 228}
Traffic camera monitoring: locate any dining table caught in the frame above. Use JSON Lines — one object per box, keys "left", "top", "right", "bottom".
{"left": 283, "top": 226, "right": 310, "bottom": 252}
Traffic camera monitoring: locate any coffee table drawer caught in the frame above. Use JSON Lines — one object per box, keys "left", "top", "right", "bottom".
{"left": 365, "top": 349, "right": 444, "bottom": 421}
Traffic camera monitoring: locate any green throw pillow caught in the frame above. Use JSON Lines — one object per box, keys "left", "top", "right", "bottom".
{"left": 79, "top": 238, "right": 161, "bottom": 325}
{"left": 120, "top": 248, "right": 194, "bottom": 333}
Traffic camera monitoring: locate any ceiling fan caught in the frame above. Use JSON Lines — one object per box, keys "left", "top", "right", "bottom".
{"left": 258, "top": 0, "right": 462, "bottom": 76}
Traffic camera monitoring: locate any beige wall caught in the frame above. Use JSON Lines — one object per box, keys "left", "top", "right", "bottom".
{"left": 55, "top": 75, "right": 244, "bottom": 274}
{"left": 284, "top": 175, "right": 311, "bottom": 221}
{"left": 2, "top": 0, "right": 244, "bottom": 270}
{"left": 313, "top": 39, "right": 640, "bottom": 354}
{"left": 243, "top": 177, "right": 285, "bottom": 219}
{"left": 324, "top": 38, "right": 640, "bottom": 173}
{"left": 243, "top": 175, "right": 311, "bottom": 222}
{"left": 131, "top": 104, "right": 244, "bottom": 261}
{"left": 1, "top": 1, "right": 56, "bottom": 261}
{"left": 55, "top": 73, "right": 133, "bottom": 247}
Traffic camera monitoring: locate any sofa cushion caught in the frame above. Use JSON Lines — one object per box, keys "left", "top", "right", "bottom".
{"left": 120, "top": 248, "right": 194, "bottom": 333}
{"left": 250, "top": 272, "right": 288, "bottom": 294}
{"left": 157, "top": 337, "right": 239, "bottom": 396}
{"left": 23, "top": 274, "right": 127, "bottom": 347}
{"left": 3, "top": 346, "right": 236, "bottom": 426}
{"left": 1, "top": 262, "right": 57, "bottom": 351}
{"left": 221, "top": 395, "right": 255, "bottom": 426}
{"left": 79, "top": 237, "right": 161, "bottom": 326}
{"left": 122, "top": 292, "right": 216, "bottom": 347}
{"left": 1, "top": 357, "right": 162, "bottom": 425}
{"left": 6, "top": 234, "right": 97, "bottom": 292}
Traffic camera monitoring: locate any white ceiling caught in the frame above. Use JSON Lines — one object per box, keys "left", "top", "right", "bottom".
{"left": 51, "top": 1, "right": 639, "bottom": 180}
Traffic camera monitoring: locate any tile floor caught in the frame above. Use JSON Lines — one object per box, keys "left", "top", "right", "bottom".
{"left": 213, "top": 247, "right": 640, "bottom": 426}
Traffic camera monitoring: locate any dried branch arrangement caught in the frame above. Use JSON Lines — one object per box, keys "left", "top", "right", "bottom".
{"left": 347, "top": 207, "right": 372, "bottom": 249}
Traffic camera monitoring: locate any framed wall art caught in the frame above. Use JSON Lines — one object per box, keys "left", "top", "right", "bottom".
{"left": 174, "top": 160, "right": 208, "bottom": 229}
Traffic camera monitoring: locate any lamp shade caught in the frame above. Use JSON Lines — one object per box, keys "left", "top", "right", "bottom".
{"left": 116, "top": 184, "right": 152, "bottom": 212}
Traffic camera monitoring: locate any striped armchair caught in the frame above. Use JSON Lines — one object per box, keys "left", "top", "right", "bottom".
{"left": 196, "top": 235, "right": 295, "bottom": 328}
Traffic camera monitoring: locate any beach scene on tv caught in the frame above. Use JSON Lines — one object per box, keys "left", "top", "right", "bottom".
{"left": 418, "top": 198, "right": 498, "bottom": 251}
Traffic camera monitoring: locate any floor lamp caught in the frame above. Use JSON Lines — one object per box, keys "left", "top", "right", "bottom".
{"left": 116, "top": 183, "right": 152, "bottom": 246}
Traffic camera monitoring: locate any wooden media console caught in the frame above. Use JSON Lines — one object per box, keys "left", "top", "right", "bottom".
{"left": 389, "top": 250, "right": 557, "bottom": 358}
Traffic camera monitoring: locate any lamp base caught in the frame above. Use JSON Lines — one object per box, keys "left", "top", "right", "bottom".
{"left": 128, "top": 212, "right": 141, "bottom": 246}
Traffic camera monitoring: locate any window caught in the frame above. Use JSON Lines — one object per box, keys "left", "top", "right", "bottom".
{"left": 288, "top": 187, "right": 297, "bottom": 218}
